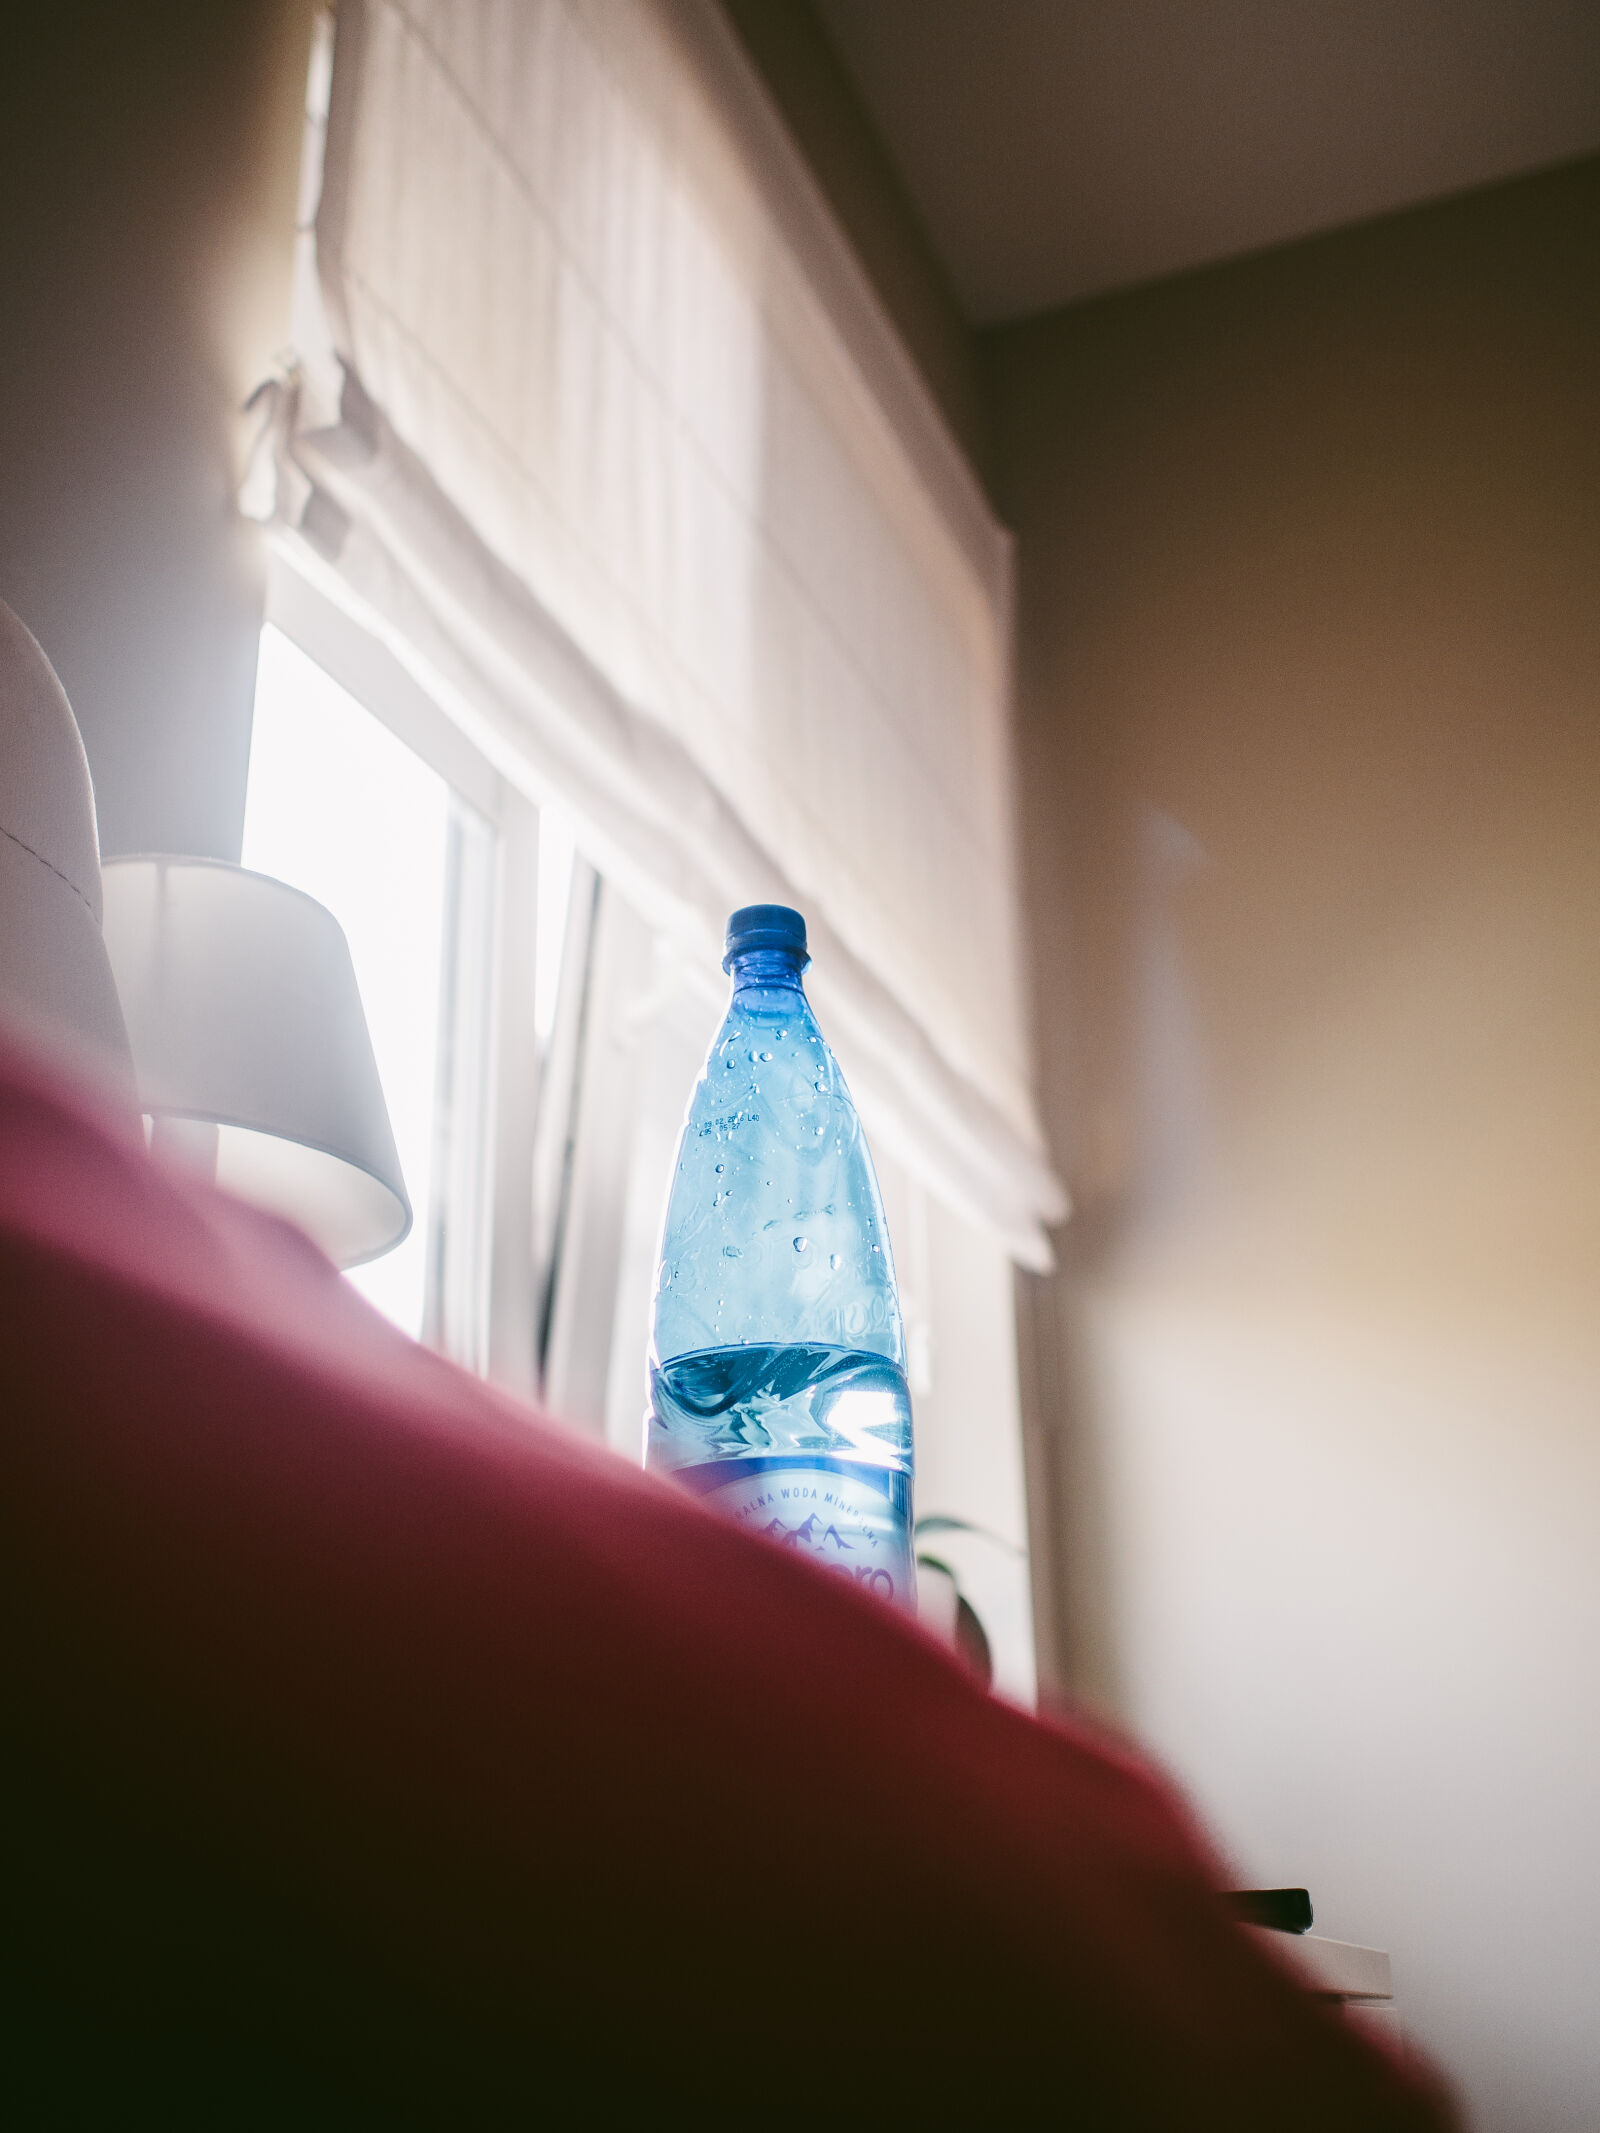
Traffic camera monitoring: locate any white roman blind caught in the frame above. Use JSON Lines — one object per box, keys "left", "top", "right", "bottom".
{"left": 264, "top": 0, "right": 1065, "bottom": 1263}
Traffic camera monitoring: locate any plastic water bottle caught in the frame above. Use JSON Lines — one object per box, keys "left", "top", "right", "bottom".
{"left": 647, "top": 905, "right": 915, "bottom": 1608}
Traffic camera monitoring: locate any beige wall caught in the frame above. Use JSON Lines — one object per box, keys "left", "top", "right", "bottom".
{"left": 986, "top": 158, "right": 1600, "bottom": 2131}
{"left": 0, "top": 4, "right": 314, "bottom": 860}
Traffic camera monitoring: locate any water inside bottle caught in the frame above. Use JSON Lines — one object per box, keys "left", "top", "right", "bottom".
{"left": 651, "top": 1342, "right": 915, "bottom": 1605}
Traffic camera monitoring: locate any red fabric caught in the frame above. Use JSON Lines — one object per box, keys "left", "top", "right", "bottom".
{"left": 0, "top": 1038, "right": 1453, "bottom": 2127}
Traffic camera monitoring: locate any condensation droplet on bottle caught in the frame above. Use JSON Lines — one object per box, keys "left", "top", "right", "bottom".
{"left": 793, "top": 1235, "right": 810, "bottom": 1254}
{"left": 722, "top": 1244, "right": 742, "bottom": 1259}
{"left": 830, "top": 1253, "right": 842, "bottom": 1271}
{"left": 760, "top": 1050, "right": 773, "bottom": 1062}
{"left": 714, "top": 1162, "right": 724, "bottom": 1174}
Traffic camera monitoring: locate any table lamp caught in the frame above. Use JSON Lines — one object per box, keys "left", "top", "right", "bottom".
{"left": 101, "top": 856, "right": 411, "bottom": 1268}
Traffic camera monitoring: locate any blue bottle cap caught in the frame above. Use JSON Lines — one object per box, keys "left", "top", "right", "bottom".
{"left": 722, "top": 903, "right": 809, "bottom": 970}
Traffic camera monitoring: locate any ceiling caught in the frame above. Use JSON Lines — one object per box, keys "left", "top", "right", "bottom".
{"left": 811, "top": 0, "right": 1600, "bottom": 324}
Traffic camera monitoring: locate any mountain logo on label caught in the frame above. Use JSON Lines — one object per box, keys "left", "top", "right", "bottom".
{"left": 760, "top": 1512, "right": 855, "bottom": 1553}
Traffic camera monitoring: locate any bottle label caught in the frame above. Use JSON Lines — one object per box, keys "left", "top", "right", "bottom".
{"left": 699, "top": 1461, "right": 915, "bottom": 1607}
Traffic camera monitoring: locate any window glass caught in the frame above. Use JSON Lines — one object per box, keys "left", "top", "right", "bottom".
{"left": 242, "top": 625, "right": 450, "bottom": 1337}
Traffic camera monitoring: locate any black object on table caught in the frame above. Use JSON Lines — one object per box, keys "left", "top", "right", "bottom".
{"left": 1223, "top": 1888, "right": 1314, "bottom": 1934}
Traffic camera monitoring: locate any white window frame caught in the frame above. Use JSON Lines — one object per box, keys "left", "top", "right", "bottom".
{"left": 265, "top": 552, "right": 545, "bottom": 1391}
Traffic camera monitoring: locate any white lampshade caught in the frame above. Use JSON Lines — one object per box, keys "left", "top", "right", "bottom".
{"left": 101, "top": 857, "right": 411, "bottom": 1267}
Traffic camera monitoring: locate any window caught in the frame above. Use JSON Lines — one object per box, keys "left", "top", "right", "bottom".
{"left": 245, "top": 552, "right": 1036, "bottom": 1699}
{"left": 244, "top": 563, "right": 579, "bottom": 1383}
{"left": 244, "top": 625, "right": 462, "bottom": 1339}
{"left": 238, "top": 0, "right": 1045, "bottom": 1702}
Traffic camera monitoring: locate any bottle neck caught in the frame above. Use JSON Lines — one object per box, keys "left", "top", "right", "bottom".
{"left": 726, "top": 947, "right": 808, "bottom": 999}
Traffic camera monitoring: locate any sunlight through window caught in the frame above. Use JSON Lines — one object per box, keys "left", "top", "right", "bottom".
{"left": 242, "top": 626, "right": 449, "bottom": 1337}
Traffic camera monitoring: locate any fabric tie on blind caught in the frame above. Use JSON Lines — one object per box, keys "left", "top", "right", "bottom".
{"left": 260, "top": 0, "right": 1066, "bottom": 1266}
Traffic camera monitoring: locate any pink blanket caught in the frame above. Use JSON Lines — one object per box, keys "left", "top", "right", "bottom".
{"left": 0, "top": 1036, "right": 1452, "bottom": 2125}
